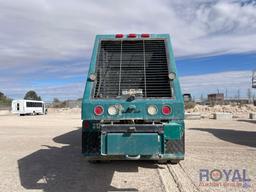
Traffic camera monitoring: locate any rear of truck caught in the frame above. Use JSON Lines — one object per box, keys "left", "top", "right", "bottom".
{"left": 82, "top": 34, "right": 184, "bottom": 162}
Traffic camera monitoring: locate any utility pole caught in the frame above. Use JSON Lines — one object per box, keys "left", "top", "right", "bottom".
{"left": 237, "top": 89, "right": 240, "bottom": 100}
{"left": 252, "top": 70, "right": 256, "bottom": 88}
{"left": 247, "top": 88, "right": 252, "bottom": 103}
{"left": 252, "top": 70, "right": 256, "bottom": 105}
{"left": 200, "top": 94, "right": 204, "bottom": 102}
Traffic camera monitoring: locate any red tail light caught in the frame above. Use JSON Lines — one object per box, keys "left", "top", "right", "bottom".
{"left": 115, "top": 34, "right": 124, "bottom": 38}
{"left": 162, "top": 105, "right": 171, "bottom": 115}
{"left": 141, "top": 33, "right": 150, "bottom": 38}
{"left": 94, "top": 105, "right": 104, "bottom": 115}
{"left": 83, "top": 121, "right": 90, "bottom": 128}
{"left": 128, "top": 33, "right": 137, "bottom": 38}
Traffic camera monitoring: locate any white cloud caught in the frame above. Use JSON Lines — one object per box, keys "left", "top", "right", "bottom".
{"left": 0, "top": 0, "right": 256, "bottom": 99}
{"left": 1, "top": 0, "right": 255, "bottom": 63}
{"left": 180, "top": 70, "right": 256, "bottom": 98}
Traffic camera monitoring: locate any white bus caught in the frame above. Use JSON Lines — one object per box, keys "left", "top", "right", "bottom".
{"left": 12, "top": 100, "right": 47, "bottom": 115}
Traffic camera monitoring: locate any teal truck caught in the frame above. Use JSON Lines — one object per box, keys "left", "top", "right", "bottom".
{"left": 82, "top": 33, "right": 184, "bottom": 163}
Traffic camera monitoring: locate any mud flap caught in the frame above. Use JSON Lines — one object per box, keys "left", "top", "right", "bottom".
{"left": 164, "top": 123, "right": 185, "bottom": 154}
{"left": 82, "top": 130, "right": 101, "bottom": 154}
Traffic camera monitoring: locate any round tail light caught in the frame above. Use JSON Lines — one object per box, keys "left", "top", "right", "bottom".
{"left": 147, "top": 105, "right": 158, "bottom": 115}
{"left": 162, "top": 105, "right": 171, "bottom": 115}
{"left": 108, "top": 105, "right": 118, "bottom": 115}
{"left": 94, "top": 105, "right": 104, "bottom": 116}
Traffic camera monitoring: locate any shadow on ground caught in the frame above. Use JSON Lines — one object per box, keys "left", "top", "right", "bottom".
{"left": 237, "top": 119, "right": 256, "bottom": 124}
{"left": 18, "top": 128, "right": 160, "bottom": 192}
{"left": 190, "top": 128, "right": 256, "bottom": 148}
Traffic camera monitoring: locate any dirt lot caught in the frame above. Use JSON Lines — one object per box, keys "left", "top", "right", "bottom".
{"left": 0, "top": 111, "right": 255, "bottom": 192}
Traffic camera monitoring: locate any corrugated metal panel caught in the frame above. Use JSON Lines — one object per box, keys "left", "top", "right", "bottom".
{"left": 94, "top": 39, "right": 172, "bottom": 98}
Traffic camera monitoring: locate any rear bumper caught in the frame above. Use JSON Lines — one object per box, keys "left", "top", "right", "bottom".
{"left": 82, "top": 122, "right": 184, "bottom": 160}
{"left": 101, "top": 133, "right": 162, "bottom": 156}
{"left": 83, "top": 154, "right": 184, "bottom": 161}
{"left": 101, "top": 124, "right": 164, "bottom": 134}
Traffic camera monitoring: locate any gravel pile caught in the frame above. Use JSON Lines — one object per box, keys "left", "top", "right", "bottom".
{"left": 186, "top": 104, "right": 256, "bottom": 118}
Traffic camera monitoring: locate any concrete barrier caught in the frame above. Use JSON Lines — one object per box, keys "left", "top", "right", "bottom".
{"left": 185, "top": 112, "right": 201, "bottom": 120}
{"left": 213, "top": 112, "right": 233, "bottom": 120}
{"left": 249, "top": 113, "right": 256, "bottom": 120}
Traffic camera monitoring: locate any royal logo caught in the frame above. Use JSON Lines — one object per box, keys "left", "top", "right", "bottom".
{"left": 199, "top": 169, "right": 251, "bottom": 188}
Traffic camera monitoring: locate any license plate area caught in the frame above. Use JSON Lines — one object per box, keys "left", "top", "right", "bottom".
{"left": 101, "top": 133, "right": 162, "bottom": 156}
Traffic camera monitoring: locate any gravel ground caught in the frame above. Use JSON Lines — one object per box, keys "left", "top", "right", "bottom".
{"left": 0, "top": 111, "right": 255, "bottom": 192}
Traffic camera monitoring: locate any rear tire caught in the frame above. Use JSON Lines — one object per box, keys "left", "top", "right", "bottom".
{"left": 169, "top": 160, "right": 180, "bottom": 165}
{"left": 88, "top": 160, "right": 101, "bottom": 164}
{"left": 157, "top": 160, "right": 168, "bottom": 164}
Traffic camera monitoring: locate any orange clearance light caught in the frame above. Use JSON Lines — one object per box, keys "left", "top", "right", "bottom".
{"left": 128, "top": 33, "right": 137, "bottom": 38}
{"left": 94, "top": 105, "right": 104, "bottom": 116}
{"left": 141, "top": 33, "right": 150, "bottom": 38}
{"left": 162, "top": 105, "right": 172, "bottom": 115}
{"left": 115, "top": 34, "right": 124, "bottom": 38}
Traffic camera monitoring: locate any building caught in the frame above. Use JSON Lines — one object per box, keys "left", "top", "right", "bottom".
{"left": 208, "top": 93, "right": 224, "bottom": 105}
{"left": 183, "top": 93, "right": 192, "bottom": 102}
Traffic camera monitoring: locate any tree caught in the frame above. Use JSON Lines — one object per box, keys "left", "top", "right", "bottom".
{"left": 52, "top": 98, "right": 68, "bottom": 108}
{"left": 0, "top": 91, "right": 4, "bottom": 99}
{"left": 0, "top": 91, "right": 12, "bottom": 106}
{"left": 24, "top": 90, "right": 41, "bottom": 101}
{"left": 53, "top": 98, "right": 60, "bottom": 103}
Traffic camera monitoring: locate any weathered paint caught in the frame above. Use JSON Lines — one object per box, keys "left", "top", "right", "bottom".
{"left": 81, "top": 34, "right": 185, "bottom": 160}
{"left": 164, "top": 123, "right": 183, "bottom": 140}
{"left": 101, "top": 133, "right": 161, "bottom": 155}
{"left": 82, "top": 34, "right": 184, "bottom": 121}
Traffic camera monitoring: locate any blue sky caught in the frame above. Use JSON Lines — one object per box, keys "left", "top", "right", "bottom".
{"left": 0, "top": 0, "right": 256, "bottom": 101}
{"left": 176, "top": 53, "right": 256, "bottom": 99}
{"left": 176, "top": 53, "right": 256, "bottom": 76}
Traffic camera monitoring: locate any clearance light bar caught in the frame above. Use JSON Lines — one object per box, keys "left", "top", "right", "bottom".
{"left": 115, "top": 34, "right": 124, "bottom": 38}
{"left": 128, "top": 33, "right": 137, "bottom": 38}
{"left": 115, "top": 33, "right": 150, "bottom": 38}
{"left": 141, "top": 33, "right": 150, "bottom": 38}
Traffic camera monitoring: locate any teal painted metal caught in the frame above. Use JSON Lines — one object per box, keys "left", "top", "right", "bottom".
{"left": 101, "top": 133, "right": 161, "bottom": 155}
{"left": 164, "top": 123, "right": 182, "bottom": 140}
{"left": 81, "top": 34, "right": 185, "bottom": 161}
{"left": 82, "top": 34, "right": 184, "bottom": 120}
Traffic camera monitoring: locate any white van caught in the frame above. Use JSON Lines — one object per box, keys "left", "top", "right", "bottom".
{"left": 12, "top": 100, "right": 47, "bottom": 115}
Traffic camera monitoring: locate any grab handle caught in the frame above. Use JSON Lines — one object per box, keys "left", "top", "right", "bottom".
{"left": 125, "top": 155, "right": 141, "bottom": 160}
